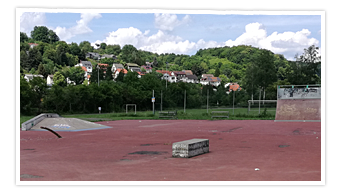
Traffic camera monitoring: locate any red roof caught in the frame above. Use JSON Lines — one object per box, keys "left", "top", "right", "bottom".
{"left": 156, "top": 70, "right": 172, "bottom": 75}
{"left": 81, "top": 66, "right": 87, "bottom": 72}
{"left": 116, "top": 68, "right": 128, "bottom": 74}
{"left": 229, "top": 83, "right": 242, "bottom": 91}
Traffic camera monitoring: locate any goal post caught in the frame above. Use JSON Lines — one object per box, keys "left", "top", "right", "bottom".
{"left": 126, "top": 104, "right": 137, "bottom": 114}
{"left": 248, "top": 100, "right": 277, "bottom": 114}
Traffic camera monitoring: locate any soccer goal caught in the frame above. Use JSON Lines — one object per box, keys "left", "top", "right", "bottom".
{"left": 248, "top": 100, "right": 277, "bottom": 114}
{"left": 126, "top": 104, "right": 137, "bottom": 114}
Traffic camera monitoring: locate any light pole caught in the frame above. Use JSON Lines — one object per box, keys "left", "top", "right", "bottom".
{"left": 97, "top": 65, "right": 99, "bottom": 87}
{"left": 166, "top": 62, "right": 168, "bottom": 89}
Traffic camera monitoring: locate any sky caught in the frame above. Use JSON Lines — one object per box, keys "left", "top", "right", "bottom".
{"left": 19, "top": 10, "right": 322, "bottom": 61}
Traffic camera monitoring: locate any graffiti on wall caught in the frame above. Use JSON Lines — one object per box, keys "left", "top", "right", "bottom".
{"left": 277, "top": 87, "right": 321, "bottom": 99}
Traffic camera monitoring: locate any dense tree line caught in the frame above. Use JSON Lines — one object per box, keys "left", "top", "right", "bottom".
{"left": 20, "top": 26, "right": 321, "bottom": 115}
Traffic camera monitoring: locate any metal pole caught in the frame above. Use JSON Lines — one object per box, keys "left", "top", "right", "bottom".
{"left": 207, "top": 88, "right": 209, "bottom": 113}
{"left": 161, "top": 90, "right": 162, "bottom": 111}
{"left": 233, "top": 90, "right": 235, "bottom": 115}
{"left": 166, "top": 62, "right": 168, "bottom": 89}
{"left": 259, "top": 88, "right": 261, "bottom": 114}
{"left": 153, "top": 90, "right": 155, "bottom": 115}
{"left": 97, "top": 65, "right": 99, "bottom": 87}
{"left": 184, "top": 90, "right": 186, "bottom": 113}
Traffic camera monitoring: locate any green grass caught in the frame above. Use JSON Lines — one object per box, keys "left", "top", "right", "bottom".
{"left": 20, "top": 107, "right": 275, "bottom": 126}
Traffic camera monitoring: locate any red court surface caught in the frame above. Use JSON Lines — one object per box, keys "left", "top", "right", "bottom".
{"left": 20, "top": 120, "right": 321, "bottom": 181}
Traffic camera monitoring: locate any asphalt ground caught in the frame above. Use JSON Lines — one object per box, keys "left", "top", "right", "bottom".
{"left": 20, "top": 120, "right": 321, "bottom": 181}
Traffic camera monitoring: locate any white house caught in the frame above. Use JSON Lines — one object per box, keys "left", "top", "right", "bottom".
{"left": 47, "top": 75, "right": 54, "bottom": 86}
{"left": 75, "top": 61, "right": 93, "bottom": 74}
{"left": 200, "top": 74, "right": 214, "bottom": 85}
{"left": 24, "top": 74, "right": 43, "bottom": 82}
{"left": 112, "top": 63, "right": 124, "bottom": 73}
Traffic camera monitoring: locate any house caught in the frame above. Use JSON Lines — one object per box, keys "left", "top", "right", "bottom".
{"left": 225, "top": 83, "right": 242, "bottom": 94}
{"left": 146, "top": 62, "right": 153, "bottom": 67}
{"left": 172, "top": 71, "right": 187, "bottom": 82}
{"left": 186, "top": 75, "right": 199, "bottom": 84}
{"left": 156, "top": 70, "right": 174, "bottom": 82}
{"left": 114, "top": 68, "right": 128, "bottom": 79}
{"left": 28, "top": 43, "right": 38, "bottom": 49}
{"left": 126, "top": 63, "right": 139, "bottom": 71}
{"left": 101, "top": 54, "right": 117, "bottom": 59}
{"left": 98, "top": 63, "right": 109, "bottom": 74}
{"left": 141, "top": 65, "right": 153, "bottom": 73}
{"left": 75, "top": 61, "right": 93, "bottom": 74}
{"left": 130, "top": 67, "right": 141, "bottom": 72}
{"left": 111, "top": 63, "right": 124, "bottom": 73}
{"left": 208, "top": 77, "right": 221, "bottom": 87}
{"left": 24, "top": 74, "right": 43, "bottom": 82}
{"left": 200, "top": 74, "right": 214, "bottom": 85}
{"left": 47, "top": 75, "right": 54, "bottom": 86}
{"left": 182, "top": 70, "right": 193, "bottom": 75}
{"left": 86, "top": 52, "right": 101, "bottom": 60}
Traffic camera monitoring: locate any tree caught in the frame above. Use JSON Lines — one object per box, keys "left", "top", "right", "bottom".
{"left": 31, "top": 26, "right": 59, "bottom": 43}
{"left": 20, "top": 76, "right": 34, "bottom": 114}
{"left": 29, "top": 76, "right": 48, "bottom": 113}
{"left": 214, "top": 67, "right": 220, "bottom": 77}
{"left": 55, "top": 41, "right": 69, "bottom": 66}
{"left": 20, "top": 32, "right": 29, "bottom": 43}
{"left": 53, "top": 72, "right": 67, "bottom": 87}
{"left": 116, "top": 71, "right": 125, "bottom": 82}
{"left": 100, "top": 43, "right": 107, "bottom": 50}
{"left": 37, "top": 63, "right": 47, "bottom": 78}
{"left": 20, "top": 50, "right": 30, "bottom": 71}
{"left": 48, "top": 29, "right": 60, "bottom": 43}
{"left": 27, "top": 46, "right": 42, "bottom": 71}
{"left": 106, "top": 44, "right": 121, "bottom": 55}
{"left": 65, "top": 66, "right": 86, "bottom": 85}
{"left": 247, "top": 49, "right": 277, "bottom": 101}
{"left": 69, "top": 42, "right": 82, "bottom": 57}
{"left": 105, "top": 65, "right": 113, "bottom": 81}
{"left": 79, "top": 41, "right": 93, "bottom": 53}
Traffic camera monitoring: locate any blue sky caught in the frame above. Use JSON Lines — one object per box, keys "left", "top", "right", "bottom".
{"left": 19, "top": 10, "right": 322, "bottom": 60}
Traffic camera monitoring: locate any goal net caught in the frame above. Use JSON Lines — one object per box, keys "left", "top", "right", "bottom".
{"left": 125, "top": 104, "right": 137, "bottom": 114}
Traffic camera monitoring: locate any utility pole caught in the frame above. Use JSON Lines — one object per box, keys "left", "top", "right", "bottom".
{"left": 97, "top": 65, "right": 99, "bottom": 87}
{"left": 166, "top": 62, "right": 168, "bottom": 89}
{"left": 233, "top": 89, "right": 235, "bottom": 115}
{"left": 153, "top": 90, "right": 155, "bottom": 115}
{"left": 207, "top": 88, "right": 209, "bottom": 113}
{"left": 259, "top": 88, "right": 261, "bottom": 114}
{"left": 161, "top": 90, "right": 163, "bottom": 111}
{"left": 184, "top": 90, "right": 186, "bottom": 113}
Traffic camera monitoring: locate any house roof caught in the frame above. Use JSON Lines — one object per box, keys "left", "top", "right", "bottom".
{"left": 80, "top": 61, "right": 92, "bottom": 66}
{"left": 156, "top": 70, "right": 172, "bottom": 75}
{"left": 126, "top": 63, "right": 139, "bottom": 67}
{"left": 48, "top": 75, "right": 54, "bottom": 78}
{"left": 172, "top": 71, "right": 186, "bottom": 75}
{"left": 202, "top": 74, "right": 214, "bottom": 78}
{"left": 182, "top": 70, "right": 193, "bottom": 75}
{"left": 186, "top": 75, "right": 198, "bottom": 80}
{"left": 28, "top": 43, "right": 39, "bottom": 46}
{"left": 228, "top": 83, "right": 242, "bottom": 91}
{"left": 116, "top": 68, "right": 128, "bottom": 74}
{"left": 81, "top": 66, "right": 87, "bottom": 72}
{"left": 141, "top": 65, "right": 152, "bottom": 70}
{"left": 208, "top": 77, "right": 221, "bottom": 82}
{"left": 113, "top": 63, "right": 124, "bottom": 68}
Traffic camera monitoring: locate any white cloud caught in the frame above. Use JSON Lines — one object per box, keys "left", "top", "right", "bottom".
{"left": 20, "top": 12, "right": 46, "bottom": 35}
{"left": 54, "top": 13, "right": 102, "bottom": 41}
{"left": 154, "top": 13, "right": 191, "bottom": 31}
{"left": 225, "top": 22, "right": 319, "bottom": 60}
{"left": 95, "top": 27, "right": 222, "bottom": 55}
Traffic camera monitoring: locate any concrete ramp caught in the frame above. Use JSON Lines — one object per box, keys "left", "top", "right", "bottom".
{"left": 275, "top": 85, "right": 321, "bottom": 122}
{"left": 29, "top": 118, "right": 111, "bottom": 132}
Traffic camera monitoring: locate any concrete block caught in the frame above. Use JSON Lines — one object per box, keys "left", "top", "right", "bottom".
{"left": 172, "top": 139, "right": 209, "bottom": 158}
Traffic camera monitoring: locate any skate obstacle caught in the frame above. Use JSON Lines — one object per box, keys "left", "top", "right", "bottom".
{"left": 275, "top": 85, "right": 321, "bottom": 122}
{"left": 172, "top": 139, "right": 209, "bottom": 158}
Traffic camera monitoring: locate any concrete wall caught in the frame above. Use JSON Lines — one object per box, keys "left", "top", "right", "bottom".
{"left": 21, "top": 113, "right": 60, "bottom": 131}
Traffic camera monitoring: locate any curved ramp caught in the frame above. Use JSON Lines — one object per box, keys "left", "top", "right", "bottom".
{"left": 29, "top": 118, "right": 111, "bottom": 132}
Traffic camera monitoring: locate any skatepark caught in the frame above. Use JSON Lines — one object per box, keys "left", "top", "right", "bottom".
{"left": 19, "top": 85, "right": 322, "bottom": 182}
